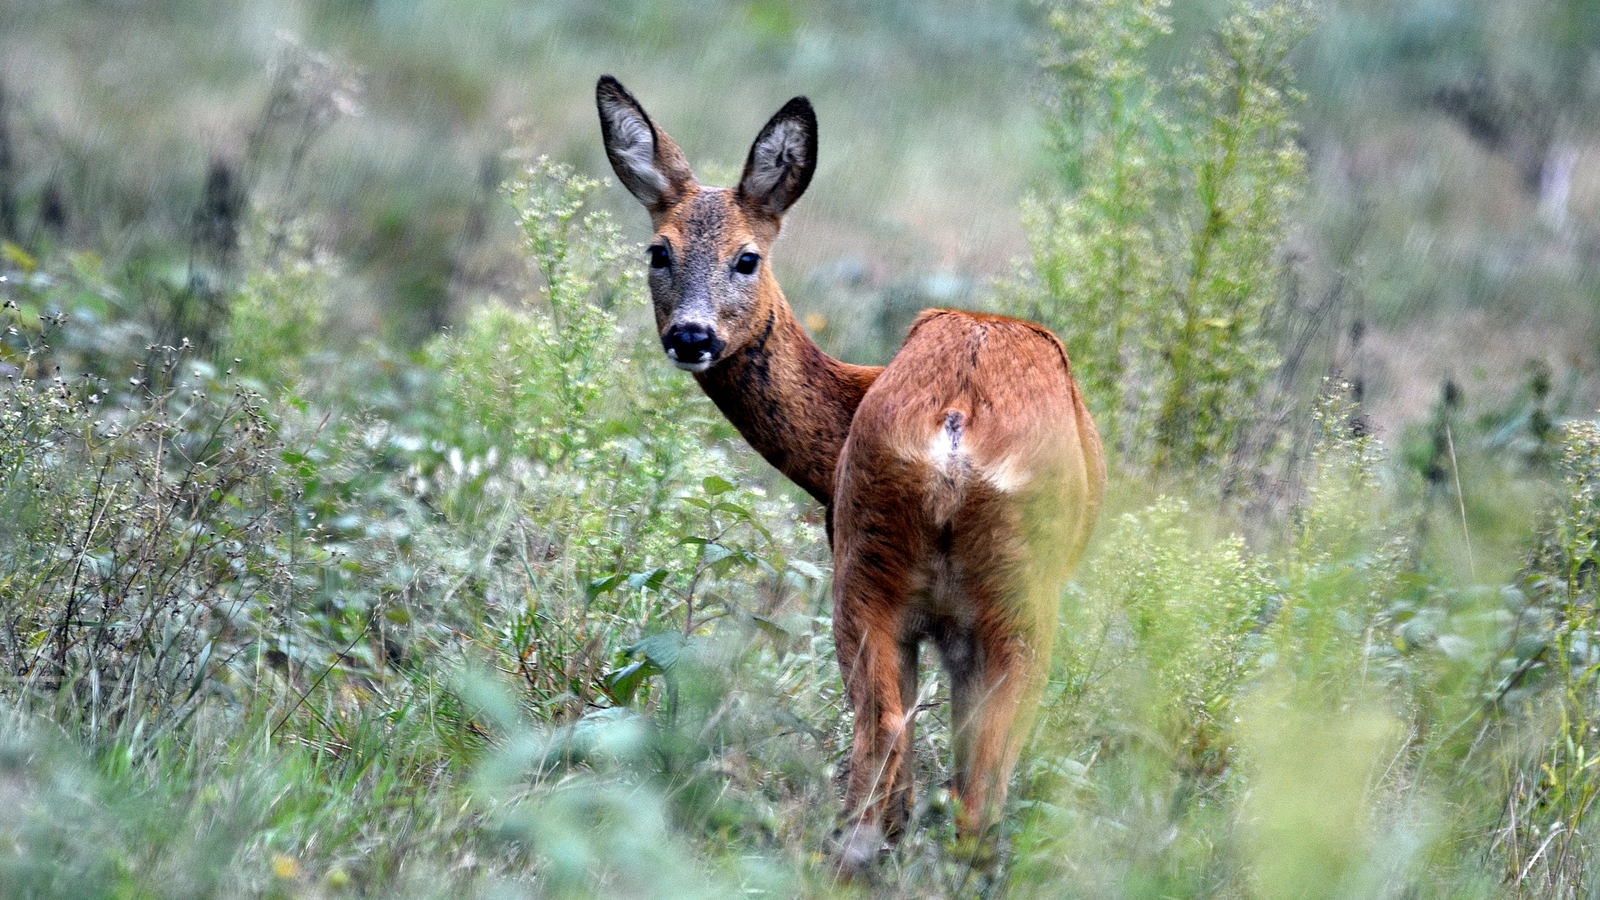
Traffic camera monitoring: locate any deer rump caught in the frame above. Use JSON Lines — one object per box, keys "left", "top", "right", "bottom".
{"left": 834, "top": 308, "right": 1099, "bottom": 613}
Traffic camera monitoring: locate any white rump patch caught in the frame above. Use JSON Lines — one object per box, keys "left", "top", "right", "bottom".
{"left": 923, "top": 428, "right": 1030, "bottom": 494}
{"left": 928, "top": 427, "right": 962, "bottom": 471}
{"left": 981, "top": 454, "right": 1032, "bottom": 494}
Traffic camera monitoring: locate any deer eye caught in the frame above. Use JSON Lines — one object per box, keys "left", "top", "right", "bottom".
{"left": 648, "top": 245, "right": 671, "bottom": 269}
{"left": 733, "top": 252, "right": 760, "bottom": 276}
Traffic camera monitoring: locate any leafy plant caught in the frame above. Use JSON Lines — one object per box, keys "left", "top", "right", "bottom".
{"left": 1496, "top": 417, "right": 1600, "bottom": 894}
{"left": 1011, "top": 0, "right": 1311, "bottom": 479}
{"left": 0, "top": 342, "right": 287, "bottom": 746}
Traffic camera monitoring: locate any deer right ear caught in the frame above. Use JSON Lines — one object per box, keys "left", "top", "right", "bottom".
{"left": 596, "top": 76, "right": 695, "bottom": 214}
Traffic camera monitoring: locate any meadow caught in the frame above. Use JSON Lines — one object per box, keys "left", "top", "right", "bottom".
{"left": 2, "top": 1, "right": 1599, "bottom": 897}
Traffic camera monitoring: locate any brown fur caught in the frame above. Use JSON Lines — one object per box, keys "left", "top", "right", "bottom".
{"left": 696, "top": 298, "right": 881, "bottom": 505}
{"left": 596, "top": 76, "right": 1107, "bottom": 875}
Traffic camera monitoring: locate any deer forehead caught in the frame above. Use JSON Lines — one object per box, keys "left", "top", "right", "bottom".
{"left": 657, "top": 189, "right": 772, "bottom": 254}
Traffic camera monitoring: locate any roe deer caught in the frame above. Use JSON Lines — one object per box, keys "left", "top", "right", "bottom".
{"left": 596, "top": 75, "right": 1106, "bottom": 874}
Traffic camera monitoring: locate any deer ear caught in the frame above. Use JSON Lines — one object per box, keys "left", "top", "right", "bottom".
{"left": 596, "top": 76, "right": 695, "bottom": 213}
{"left": 737, "top": 97, "right": 817, "bottom": 219}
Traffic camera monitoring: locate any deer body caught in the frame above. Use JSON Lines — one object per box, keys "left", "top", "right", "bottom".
{"left": 596, "top": 76, "right": 1105, "bottom": 874}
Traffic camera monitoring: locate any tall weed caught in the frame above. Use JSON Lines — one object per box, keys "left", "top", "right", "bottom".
{"left": 1498, "top": 417, "right": 1600, "bottom": 895}
{"left": 1012, "top": 0, "right": 1310, "bottom": 479}
{"left": 0, "top": 346, "right": 286, "bottom": 745}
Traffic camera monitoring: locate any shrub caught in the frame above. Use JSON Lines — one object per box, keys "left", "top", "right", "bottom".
{"left": 1087, "top": 497, "right": 1272, "bottom": 771}
{"left": 1015, "top": 383, "right": 1422, "bottom": 899}
{"left": 1010, "top": 0, "right": 1311, "bottom": 479}
{"left": 0, "top": 246, "right": 466, "bottom": 752}
{"left": 0, "top": 342, "right": 287, "bottom": 745}
{"left": 223, "top": 223, "right": 339, "bottom": 390}
{"left": 1497, "top": 416, "right": 1600, "bottom": 894}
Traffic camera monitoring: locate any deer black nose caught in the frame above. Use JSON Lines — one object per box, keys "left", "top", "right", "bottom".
{"left": 662, "top": 324, "right": 723, "bottom": 367}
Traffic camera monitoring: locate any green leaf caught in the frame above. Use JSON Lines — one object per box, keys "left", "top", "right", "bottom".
{"left": 626, "top": 568, "right": 670, "bottom": 591}
{"left": 702, "top": 475, "right": 736, "bottom": 495}
{"left": 586, "top": 572, "right": 626, "bottom": 599}
{"left": 601, "top": 657, "right": 662, "bottom": 705}
{"left": 700, "top": 542, "right": 736, "bottom": 565}
{"left": 750, "top": 614, "right": 793, "bottom": 642}
{"left": 629, "top": 632, "right": 688, "bottom": 670}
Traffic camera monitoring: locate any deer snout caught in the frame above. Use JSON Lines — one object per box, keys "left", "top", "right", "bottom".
{"left": 662, "top": 323, "right": 724, "bottom": 372}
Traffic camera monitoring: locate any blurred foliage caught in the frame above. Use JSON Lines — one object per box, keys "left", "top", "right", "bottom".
{"left": 1090, "top": 496, "right": 1273, "bottom": 773}
{"left": 1008, "top": 0, "right": 1311, "bottom": 481}
{"left": 0, "top": 0, "right": 1046, "bottom": 347}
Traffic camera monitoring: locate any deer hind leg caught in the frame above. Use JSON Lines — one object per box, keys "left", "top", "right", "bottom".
{"left": 939, "top": 594, "right": 1055, "bottom": 849}
{"left": 831, "top": 560, "right": 916, "bottom": 875}
{"left": 887, "top": 636, "right": 920, "bottom": 841}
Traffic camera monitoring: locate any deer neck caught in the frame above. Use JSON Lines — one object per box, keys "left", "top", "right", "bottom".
{"left": 694, "top": 296, "right": 881, "bottom": 506}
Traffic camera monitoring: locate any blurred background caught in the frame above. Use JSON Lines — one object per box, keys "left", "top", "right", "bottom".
{"left": 2, "top": 0, "right": 1594, "bottom": 433}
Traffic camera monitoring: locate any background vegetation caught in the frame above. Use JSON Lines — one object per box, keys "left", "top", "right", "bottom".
{"left": 2, "top": 0, "right": 1599, "bottom": 897}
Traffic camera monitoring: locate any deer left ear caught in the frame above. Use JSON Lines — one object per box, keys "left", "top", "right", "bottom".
{"left": 737, "top": 97, "right": 817, "bottom": 219}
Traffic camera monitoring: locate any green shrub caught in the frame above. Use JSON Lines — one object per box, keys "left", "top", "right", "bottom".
{"left": 1496, "top": 417, "right": 1600, "bottom": 894}
{"left": 1086, "top": 497, "right": 1272, "bottom": 771}
{"left": 0, "top": 243, "right": 471, "bottom": 754}
{"left": 0, "top": 347, "right": 286, "bottom": 744}
{"left": 1012, "top": 384, "right": 1425, "bottom": 899}
{"left": 1273, "top": 386, "right": 1408, "bottom": 686}
{"left": 223, "top": 224, "right": 339, "bottom": 390}
{"left": 1010, "top": 0, "right": 1311, "bottom": 479}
